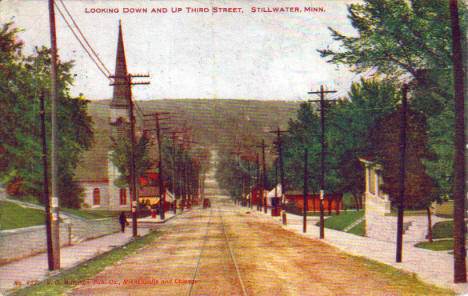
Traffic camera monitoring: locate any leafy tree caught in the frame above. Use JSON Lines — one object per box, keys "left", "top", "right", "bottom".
{"left": 371, "top": 105, "right": 437, "bottom": 240}
{"left": 280, "top": 80, "right": 398, "bottom": 208}
{"left": 410, "top": 69, "right": 455, "bottom": 198}
{"left": 318, "top": 0, "right": 465, "bottom": 199}
{"left": 161, "top": 138, "right": 208, "bottom": 200}
{"left": 110, "top": 129, "right": 153, "bottom": 188}
{"left": 0, "top": 22, "right": 93, "bottom": 208}
{"left": 318, "top": 0, "right": 455, "bottom": 78}
{"left": 372, "top": 108, "right": 437, "bottom": 210}
{"left": 327, "top": 79, "right": 399, "bottom": 208}
{"left": 282, "top": 102, "right": 332, "bottom": 193}
{"left": 215, "top": 150, "right": 256, "bottom": 200}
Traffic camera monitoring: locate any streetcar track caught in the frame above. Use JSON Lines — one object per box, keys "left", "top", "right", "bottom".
{"left": 186, "top": 207, "right": 213, "bottom": 296}
{"left": 186, "top": 205, "right": 248, "bottom": 296}
{"left": 218, "top": 206, "right": 248, "bottom": 296}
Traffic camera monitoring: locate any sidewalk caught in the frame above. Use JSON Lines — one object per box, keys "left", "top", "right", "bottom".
{"left": 0, "top": 209, "right": 185, "bottom": 294}
{"left": 241, "top": 206, "right": 468, "bottom": 295}
{"left": 138, "top": 210, "right": 177, "bottom": 225}
{"left": 0, "top": 226, "right": 150, "bottom": 294}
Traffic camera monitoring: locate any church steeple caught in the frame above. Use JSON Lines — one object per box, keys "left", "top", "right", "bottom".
{"left": 111, "top": 20, "right": 130, "bottom": 109}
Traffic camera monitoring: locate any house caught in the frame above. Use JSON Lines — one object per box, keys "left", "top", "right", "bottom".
{"left": 360, "top": 156, "right": 399, "bottom": 241}
{"left": 359, "top": 156, "right": 391, "bottom": 214}
{"left": 265, "top": 184, "right": 283, "bottom": 207}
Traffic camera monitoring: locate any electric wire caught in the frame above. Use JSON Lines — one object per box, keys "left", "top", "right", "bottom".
{"left": 57, "top": 0, "right": 111, "bottom": 76}
{"left": 54, "top": 3, "right": 111, "bottom": 80}
{"left": 56, "top": 0, "right": 152, "bottom": 127}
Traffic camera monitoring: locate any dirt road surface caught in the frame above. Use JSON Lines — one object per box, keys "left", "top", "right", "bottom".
{"left": 67, "top": 199, "right": 448, "bottom": 296}
{"left": 68, "top": 153, "right": 447, "bottom": 296}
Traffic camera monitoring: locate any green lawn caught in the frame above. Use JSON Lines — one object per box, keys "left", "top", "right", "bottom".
{"left": 415, "top": 220, "right": 454, "bottom": 251}
{"left": 435, "top": 200, "right": 453, "bottom": 218}
{"left": 432, "top": 220, "right": 453, "bottom": 239}
{"left": 318, "top": 210, "right": 364, "bottom": 231}
{"left": 60, "top": 208, "right": 121, "bottom": 220}
{"left": 0, "top": 201, "right": 45, "bottom": 230}
{"left": 348, "top": 220, "right": 366, "bottom": 236}
{"left": 0, "top": 200, "right": 122, "bottom": 231}
{"left": 415, "top": 239, "right": 455, "bottom": 251}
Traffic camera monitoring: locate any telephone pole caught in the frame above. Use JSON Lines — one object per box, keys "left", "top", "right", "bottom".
{"left": 110, "top": 74, "right": 150, "bottom": 237}
{"left": 269, "top": 128, "right": 288, "bottom": 223}
{"left": 39, "top": 90, "right": 54, "bottom": 270}
{"left": 449, "top": 0, "right": 466, "bottom": 283}
{"left": 303, "top": 148, "right": 308, "bottom": 233}
{"left": 48, "top": 0, "right": 60, "bottom": 270}
{"left": 256, "top": 153, "right": 260, "bottom": 211}
{"left": 309, "top": 85, "right": 337, "bottom": 239}
{"left": 167, "top": 129, "right": 187, "bottom": 211}
{"left": 396, "top": 85, "right": 408, "bottom": 263}
{"left": 257, "top": 140, "right": 268, "bottom": 213}
{"left": 144, "top": 113, "right": 170, "bottom": 219}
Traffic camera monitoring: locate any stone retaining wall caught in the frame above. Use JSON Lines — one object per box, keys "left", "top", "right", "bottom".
{"left": 0, "top": 217, "right": 120, "bottom": 263}
{"left": 365, "top": 203, "right": 398, "bottom": 242}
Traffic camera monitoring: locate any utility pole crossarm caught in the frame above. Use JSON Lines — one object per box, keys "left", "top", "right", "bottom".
{"left": 268, "top": 128, "right": 288, "bottom": 221}
{"left": 307, "top": 85, "right": 338, "bottom": 239}
{"left": 109, "top": 74, "right": 150, "bottom": 78}
{"left": 142, "top": 113, "right": 171, "bottom": 220}
{"left": 109, "top": 72, "right": 150, "bottom": 237}
{"left": 110, "top": 82, "right": 150, "bottom": 86}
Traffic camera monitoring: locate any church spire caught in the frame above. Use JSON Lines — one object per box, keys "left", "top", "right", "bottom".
{"left": 111, "top": 20, "right": 130, "bottom": 108}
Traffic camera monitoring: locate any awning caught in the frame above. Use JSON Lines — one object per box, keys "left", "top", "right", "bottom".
{"left": 165, "top": 190, "right": 175, "bottom": 202}
{"left": 138, "top": 197, "right": 160, "bottom": 206}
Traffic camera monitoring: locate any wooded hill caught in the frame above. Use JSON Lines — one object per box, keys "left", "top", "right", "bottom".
{"left": 75, "top": 99, "right": 300, "bottom": 180}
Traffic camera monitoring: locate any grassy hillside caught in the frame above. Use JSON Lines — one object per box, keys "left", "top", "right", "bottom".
{"left": 139, "top": 99, "right": 299, "bottom": 147}
{"left": 75, "top": 99, "right": 300, "bottom": 179}
{"left": 0, "top": 200, "right": 45, "bottom": 230}
{"left": 0, "top": 200, "right": 121, "bottom": 230}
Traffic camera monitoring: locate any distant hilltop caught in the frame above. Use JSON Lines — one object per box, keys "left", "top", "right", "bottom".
{"left": 75, "top": 98, "right": 300, "bottom": 180}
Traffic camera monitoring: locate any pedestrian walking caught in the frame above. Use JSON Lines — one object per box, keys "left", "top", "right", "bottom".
{"left": 119, "top": 211, "right": 129, "bottom": 232}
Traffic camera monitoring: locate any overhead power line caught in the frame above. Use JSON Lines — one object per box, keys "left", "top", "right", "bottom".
{"left": 57, "top": 0, "right": 111, "bottom": 75}
{"left": 54, "top": 1, "right": 111, "bottom": 79}
{"left": 133, "top": 101, "right": 147, "bottom": 122}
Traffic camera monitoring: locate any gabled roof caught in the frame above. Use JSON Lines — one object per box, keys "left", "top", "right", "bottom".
{"left": 359, "top": 156, "right": 383, "bottom": 170}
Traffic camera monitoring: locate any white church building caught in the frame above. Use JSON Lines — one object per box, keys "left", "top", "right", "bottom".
{"left": 76, "top": 22, "right": 132, "bottom": 210}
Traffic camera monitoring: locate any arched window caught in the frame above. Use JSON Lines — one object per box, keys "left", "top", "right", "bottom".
{"left": 93, "top": 188, "right": 100, "bottom": 205}
{"left": 120, "top": 188, "right": 127, "bottom": 205}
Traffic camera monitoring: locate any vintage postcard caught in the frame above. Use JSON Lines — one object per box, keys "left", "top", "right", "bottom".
{"left": 0, "top": 0, "right": 464, "bottom": 295}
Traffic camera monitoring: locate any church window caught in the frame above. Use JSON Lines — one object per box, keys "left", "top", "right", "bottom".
{"left": 93, "top": 188, "right": 101, "bottom": 205}
{"left": 120, "top": 188, "right": 127, "bottom": 205}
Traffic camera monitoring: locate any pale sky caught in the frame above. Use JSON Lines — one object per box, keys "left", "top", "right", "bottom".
{"left": 0, "top": 0, "right": 362, "bottom": 101}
